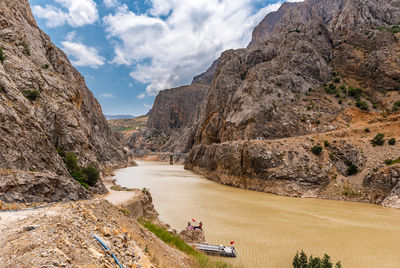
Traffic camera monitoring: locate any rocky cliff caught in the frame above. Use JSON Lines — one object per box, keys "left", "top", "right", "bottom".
{"left": 185, "top": 0, "right": 400, "bottom": 208}
{"left": 128, "top": 83, "right": 209, "bottom": 155}
{"left": 0, "top": 0, "right": 126, "bottom": 202}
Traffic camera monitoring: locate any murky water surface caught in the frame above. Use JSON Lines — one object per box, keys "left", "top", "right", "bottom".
{"left": 113, "top": 161, "right": 400, "bottom": 268}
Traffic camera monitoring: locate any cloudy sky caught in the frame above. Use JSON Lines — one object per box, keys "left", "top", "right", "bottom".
{"left": 28, "top": 0, "right": 299, "bottom": 116}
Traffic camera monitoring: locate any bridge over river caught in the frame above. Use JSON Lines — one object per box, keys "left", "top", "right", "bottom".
{"left": 144, "top": 152, "right": 188, "bottom": 165}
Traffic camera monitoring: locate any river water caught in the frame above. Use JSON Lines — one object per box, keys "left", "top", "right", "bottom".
{"left": 113, "top": 161, "right": 400, "bottom": 268}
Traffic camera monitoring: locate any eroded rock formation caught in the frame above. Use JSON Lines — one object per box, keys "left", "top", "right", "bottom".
{"left": 185, "top": 0, "right": 400, "bottom": 207}
{"left": 0, "top": 0, "right": 126, "bottom": 202}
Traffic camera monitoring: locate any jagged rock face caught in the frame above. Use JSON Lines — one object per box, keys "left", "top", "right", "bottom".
{"left": 191, "top": 59, "right": 219, "bottom": 85}
{"left": 185, "top": 141, "right": 331, "bottom": 197}
{"left": 193, "top": 0, "right": 400, "bottom": 146}
{"left": 363, "top": 166, "right": 400, "bottom": 206}
{"left": 128, "top": 84, "right": 208, "bottom": 154}
{"left": 185, "top": 0, "right": 400, "bottom": 205}
{"left": 146, "top": 84, "right": 209, "bottom": 133}
{"left": 248, "top": 2, "right": 300, "bottom": 48}
{"left": 0, "top": 0, "right": 126, "bottom": 202}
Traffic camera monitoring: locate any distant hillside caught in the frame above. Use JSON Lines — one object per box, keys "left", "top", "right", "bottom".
{"left": 105, "top": 115, "right": 135, "bottom": 120}
{"left": 108, "top": 115, "right": 149, "bottom": 139}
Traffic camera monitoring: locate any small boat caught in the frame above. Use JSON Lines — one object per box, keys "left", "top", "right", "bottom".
{"left": 192, "top": 243, "right": 237, "bottom": 258}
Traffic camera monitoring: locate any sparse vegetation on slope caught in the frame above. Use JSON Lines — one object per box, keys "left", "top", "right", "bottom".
{"left": 0, "top": 47, "right": 5, "bottom": 63}
{"left": 139, "top": 220, "right": 235, "bottom": 268}
{"left": 57, "top": 148, "right": 99, "bottom": 189}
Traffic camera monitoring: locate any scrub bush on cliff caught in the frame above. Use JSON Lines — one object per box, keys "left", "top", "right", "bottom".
{"left": 59, "top": 150, "right": 99, "bottom": 188}
{"left": 82, "top": 165, "right": 100, "bottom": 186}
{"left": 0, "top": 47, "right": 5, "bottom": 63}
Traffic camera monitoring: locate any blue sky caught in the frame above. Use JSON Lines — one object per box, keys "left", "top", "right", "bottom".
{"left": 28, "top": 0, "right": 299, "bottom": 116}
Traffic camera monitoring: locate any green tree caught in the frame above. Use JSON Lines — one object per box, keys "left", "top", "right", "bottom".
{"left": 308, "top": 255, "right": 322, "bottom": 268}
{"left": 347, "top": 164, "right": 359, "bottom": 176}
{"left": 335, "top": 261, "right": 342, "bottom": 268}
{"left": 371, "top": 133, "right": 385, "bottom": 146}
{"left": 321, "top": 254, "right": 333, "bottom": 268}
{"left": 293, "top": 252, "right": 301, "bottom": 268}
{"left": 388, "top": 138, "right": 396, "bottom": 146}
{"left": 82, "top": 165, "right": 100, "bottom": 186}
{"left": 311, "top": 146, "right": 323, "bottom": 156}
{"left": 299, "top": 251, "right": 308, "bottom": 268}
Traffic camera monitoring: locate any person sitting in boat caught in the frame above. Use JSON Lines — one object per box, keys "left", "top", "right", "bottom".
{"left": 194, "top": 221, "right": 203, "bottom": 230}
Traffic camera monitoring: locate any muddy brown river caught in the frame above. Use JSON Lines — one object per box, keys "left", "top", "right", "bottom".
{"left": 113, "top": 161, "right": 400, "bottom": 268}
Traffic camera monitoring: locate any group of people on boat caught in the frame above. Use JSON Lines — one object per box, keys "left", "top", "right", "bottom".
{"left": 187, "top": 220, "right": 203, "bottom": 230}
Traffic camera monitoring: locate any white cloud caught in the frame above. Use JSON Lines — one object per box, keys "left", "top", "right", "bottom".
{"left": 99, "top": 93, "right": 115, "bottom": 98}
{"left": 129, "top": 83, "right": 133, "bottom": 88}
{"left": 66, "top": 31, "right": 77, "bottom": 41}
{"left": 33, "top": 0, "right": 98, "bottom": 28}
{"left": 103, "top": 0, "right": 299, "bottom": 96}
{"left": 137, "top": 93, "right": 146, "bottom": 99}
{"left": 32, "top": 5, "right": 69, "bottom": 27}
{"left": 104, "top": 0, "right": 119, "bottom": 8}
{"left": 61, "top": 36, "right": 105, "bottom": 68}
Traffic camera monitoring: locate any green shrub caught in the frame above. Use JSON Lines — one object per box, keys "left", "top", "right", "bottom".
{"left": 347, "top": 164, "right": 359, "bottom": 176}
{"left": 61, "top": 151, "right": 100, "bottom": 189}
{"left": 338, "top": 99, "right": 342, "bottom": 105}
{"left": 385, "top": 157, "right": 400, "bottom": 166}
{"left": 342, "top": 184, "right": 361, "bottom": 197}
{"left": 348, "top": 87, "right": 362, "bottom": 99}
{"left": 324, "top": 140, "right": 330, "bottom": 147}
{"left": 293, "top": 251, "right": 342, "bottom": 268}
{"left": 23, "top": 89, "right": 40, "bottom": 101}
{"left": 371, "top": 133, "right": 385, "bottom": 146}
{"left": 42, "top": 64, "right": 49, "bottom": 69}
{"left": 78, "top": 181, "right": 88, "bottom": 189}
{"left": 389, "top": 138, "right": 396, "bottom": 146}
{"left": 311, "top": 146, "right": 323, "bottom": 156}
{"left": 82, "top": 165, "right": 100, "bottom": 186}
{"left": 289, "top": 29, "right": 300, "bottom": 33}
{"left": 392, "top": 101, "right": 400, "bottom": 112}
{"left": 120, "top": 208, "right": 131, "bottom": 216}
{"left": 364, "top": 128, "right": 370, "bottom": 133}
{"left": 64, "top": 152, "right": 80, "bottom": 173}
{"left": 355, "top": 100, "right": 369, "bottom": 111}
{"left": 21, "top": 42, "right": 31, "bottom": 56}
{"left": 325, "top": 83, "right": 338, "bottom": 95}
{"left": 333, "top": 77, "right": 341, "bottom": 83}
{"left": 0, "top": 47, "right": 5, "bottom": 63}
{"left": 56, "top": 146, "right": 65, "bottom": 157}
{"left": 389, "top": 25, "right": 400, "bottom": 34}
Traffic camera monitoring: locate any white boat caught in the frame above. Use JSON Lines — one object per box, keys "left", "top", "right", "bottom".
{"left": 192, "top": 243, "right": 237, "bottom": 257}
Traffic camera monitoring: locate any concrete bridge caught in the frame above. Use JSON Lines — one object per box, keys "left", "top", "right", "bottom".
{"left": 145, "top": 152, "right": 188, "bottom": 165}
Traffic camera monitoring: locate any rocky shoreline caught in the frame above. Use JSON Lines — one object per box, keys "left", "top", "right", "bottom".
{"left": 0, "top": 178, "right": 194, "bottom": 268}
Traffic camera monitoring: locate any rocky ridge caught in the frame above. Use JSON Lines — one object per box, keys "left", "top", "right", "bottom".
{"left": 184, "top": 0, "right": 400, "bottom": 208}
{"left": 0, "top": 0, "right": 127, "bottom": 202}
{"left": 128, "top": 83, "right": 209, "bottom": 156}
